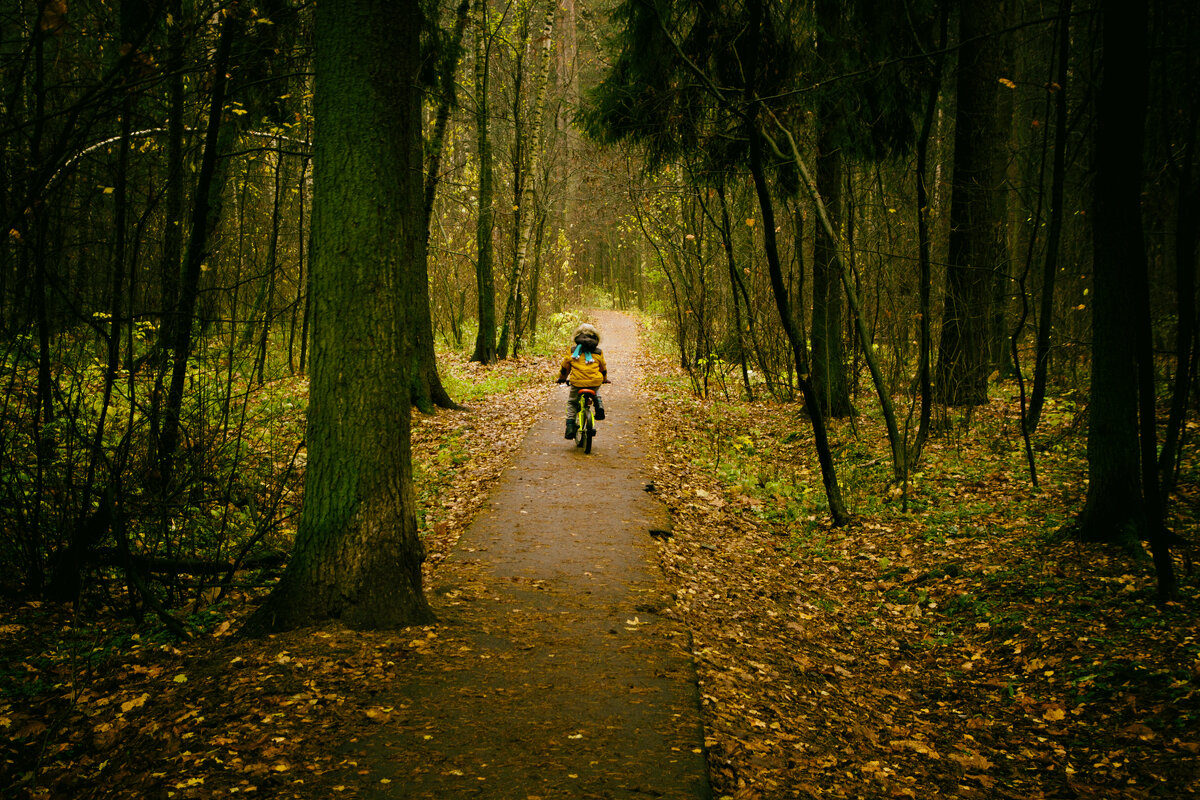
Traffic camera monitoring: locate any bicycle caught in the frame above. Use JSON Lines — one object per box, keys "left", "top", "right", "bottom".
{"left": 573, "top": 388, "right": 598, "bottom": 454}
{"left": 558, "top": 380, "right": 606, "bottom": 454}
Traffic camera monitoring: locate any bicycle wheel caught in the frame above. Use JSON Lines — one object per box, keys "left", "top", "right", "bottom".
{"left": 583, "top": 407, "right": 594, "bottom": 454}
{"left": 574, "top": 407, "right": 586, "bottom": 448}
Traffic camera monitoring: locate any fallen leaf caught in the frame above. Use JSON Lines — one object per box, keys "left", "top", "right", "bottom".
{"left": 120, "top": 693, "right": 149, "bottom": 713}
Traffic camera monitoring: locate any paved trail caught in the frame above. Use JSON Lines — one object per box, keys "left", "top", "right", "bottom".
{"left": 349, "top": 311, "right": 711, "bottom": 799}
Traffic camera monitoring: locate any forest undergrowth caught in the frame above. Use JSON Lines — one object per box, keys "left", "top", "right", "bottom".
{"left": 633, "top": 319, "right": 1200, "bottom": 799}
{"left": 1, "top": 323, "right": 1197, "bottom": 799}
{"left": 0, "top": 352, "right": 557, "bottom": 799}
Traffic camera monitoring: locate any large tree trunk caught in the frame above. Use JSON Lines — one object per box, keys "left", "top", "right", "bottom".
{"left": 149, "top": 0, "right": 186, "bottom": 447}
{"left": 407, "top": 266, "right": 458, "bottom": 411}
{"left": 812, "top": 142, "right": 852, "bottom": 416}
{"left": 470, "top": 0, "right": 497, "bottom": 364}
{"left": 810, "top": 0, "right": 852, "bottom": 417}
{"left": 409, "top": 0, "right": 470, "bottom": 412}
{"left": 935, "top": 1, "right": 1012, "bottom": 406}
{"left": 1074, "top": 0, "right": 1164, "bottom": 573}
{"left": 244, "top": 0, "right": 434, "bottom": 633}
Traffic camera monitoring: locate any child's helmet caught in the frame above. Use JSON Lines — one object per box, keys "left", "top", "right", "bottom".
{"left": 573, "top": 323, "right": 600, "bottom": 344}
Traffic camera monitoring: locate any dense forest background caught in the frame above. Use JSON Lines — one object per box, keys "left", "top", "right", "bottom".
{"left": 2, "top": 0, "right": 1200, "bottom": 796}
{"left": 4, "top": 0, "right": 1195, "bottom": 611}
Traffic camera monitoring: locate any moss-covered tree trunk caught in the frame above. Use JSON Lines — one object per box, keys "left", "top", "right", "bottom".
{"left": 245, "top": 0, "right": 433, "bottom": 633}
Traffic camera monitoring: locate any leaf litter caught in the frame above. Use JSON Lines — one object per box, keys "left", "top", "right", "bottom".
{"left": 0, "top": 354, "right": 556, "bottom": 799}
{"left": 634, "top": 321, "right": 1199, "bottom": 799}
{"left": 1, "top": 337, "right": 1197, "bottom": 799}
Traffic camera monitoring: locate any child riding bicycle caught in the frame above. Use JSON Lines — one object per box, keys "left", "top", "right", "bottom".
{"left": 555, "top": 323, "right": 608, "bottom": 439}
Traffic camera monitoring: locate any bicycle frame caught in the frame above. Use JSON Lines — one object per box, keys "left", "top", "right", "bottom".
{"left": 574, "top": 388, "right": 597, "bottom": 454}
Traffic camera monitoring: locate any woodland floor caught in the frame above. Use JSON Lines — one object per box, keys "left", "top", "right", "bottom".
{"left": 2, "top": 314, "right": 1199, "bottom": 799}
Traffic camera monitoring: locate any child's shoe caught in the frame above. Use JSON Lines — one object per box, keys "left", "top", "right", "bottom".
{"left": 565, "top": 421, "right": 577, "bottom": 439}
{"left": 594, "top": 396, "right": 606, "bottom": 420}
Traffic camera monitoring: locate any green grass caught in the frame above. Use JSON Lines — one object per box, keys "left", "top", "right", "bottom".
{"left": 438, "top": 359, "right": 541, "bottom": 403}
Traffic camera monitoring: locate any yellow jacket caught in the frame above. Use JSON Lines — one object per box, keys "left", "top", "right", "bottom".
{"left": 558, "top": 351, "right": 607, "bottom": 388}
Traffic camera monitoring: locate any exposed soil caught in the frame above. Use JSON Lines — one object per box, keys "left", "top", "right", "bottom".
{"left": 337, "top": 310, "right": 711, "bottom": 798}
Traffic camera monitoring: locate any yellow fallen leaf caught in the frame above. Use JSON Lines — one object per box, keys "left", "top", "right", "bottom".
{"left": 120, "top": 693, "right": 148, "bottom": 713}
{"left": 949, "top": 752, "right": 993, "bottom": 771}
{"left": 365, "top": 708, "right": 392, "bottom": 723}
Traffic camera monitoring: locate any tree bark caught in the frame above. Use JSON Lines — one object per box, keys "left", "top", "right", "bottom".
{"left": 424, "top": 0, "right": 472, "bottom": 230}
{"left": 254, "top": 153, "right": 286, "bottom": 385}
{"left": 470, "top": 0, "right": 497, "bottom": 364}
{"left": 408, "top": 0, "right": 471, "bottom": 412}
{"left": 288, "top": 156, "right": 309, "bottom": 374}
{"left": 160, "top": 0, "right": 184, "bottom": 325}
{"left": 811, "top": 0, "right": 851, "bottom": 417}
{"left": 935, "top": 1, "right": 1012, "bottom": 406}
{"left": 767, "top": 118, "right": 907, "bottom": 483}
{"left": 244, "top": 0, "right": 434, "bottom": 633}
{"left": 1073, "top": 0, "right": 1171, "bottom": 596}
{"left": 406, "top": 239, "right": 458, "bottom": 412}
{"left": 713, "top": 184, "right": 754, "bottom": 401}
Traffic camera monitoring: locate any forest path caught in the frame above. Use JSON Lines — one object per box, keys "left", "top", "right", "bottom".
{"left": 347, "top": 311, "right": 711, "bottom": 799}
